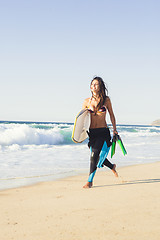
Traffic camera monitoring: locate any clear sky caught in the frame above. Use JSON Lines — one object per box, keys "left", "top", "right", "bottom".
{"left": 0, "top": 0, "right": 160, "bottom": 124}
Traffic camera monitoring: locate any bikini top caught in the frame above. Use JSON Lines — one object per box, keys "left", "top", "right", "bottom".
{"left": 88, "top": 105, "right": 106, "bottom": 114}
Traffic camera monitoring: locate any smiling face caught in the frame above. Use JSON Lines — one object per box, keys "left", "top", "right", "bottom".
{"left": 90, "top": 80, "right": 100, "bottom": 95}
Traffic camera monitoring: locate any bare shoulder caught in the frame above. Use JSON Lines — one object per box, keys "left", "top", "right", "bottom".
{"left": 104, "top": 96, "right": 112, "bottom": 107}
{"left": 83, "top": 97, "right": 90, "bottom": 109}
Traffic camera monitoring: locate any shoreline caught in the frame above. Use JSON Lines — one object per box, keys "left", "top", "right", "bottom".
{"left": 0, "top": 167, "right": 89, "bottom": 192}
{"left": 0, "top": 161, "right": 160, "bottom": 240}
{"left": 0, "top": 160, "right": 159, "bottom": 192}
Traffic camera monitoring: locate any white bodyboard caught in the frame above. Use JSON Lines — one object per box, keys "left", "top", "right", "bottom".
{"left": 72, "top": 109, "right": 90, "bottom": 143}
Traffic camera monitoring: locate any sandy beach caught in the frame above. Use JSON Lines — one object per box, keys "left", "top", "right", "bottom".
{"left": 0, "top": 162, "right": 160, "bottom": 240}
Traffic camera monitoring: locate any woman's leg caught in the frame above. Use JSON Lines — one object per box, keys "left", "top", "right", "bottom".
{"left": 103, "top": 158, "right": 118, "bottom": 177}
{"left": 103, "top": 158, "right": 114, "bottom": 169}
{"left": 88, "top": 148, "right": 100, "bottom": 181}
{"left": 83, "top": 139, "right": 104, "bottom": 188}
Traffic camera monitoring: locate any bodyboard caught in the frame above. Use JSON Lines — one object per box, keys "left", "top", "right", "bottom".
{"left": 72, "top": 109, "right": 90, "bottom": 143}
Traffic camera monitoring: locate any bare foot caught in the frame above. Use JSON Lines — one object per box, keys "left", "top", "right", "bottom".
{"left": 112, "top": 164, "right": 118, "bottom": 177}
{"left": 83, "top": 182, "right": 93, "bottom": 188}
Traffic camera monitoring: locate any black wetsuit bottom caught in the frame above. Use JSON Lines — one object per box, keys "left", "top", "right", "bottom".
{"left": 88, "top": 128, "right": 114, "bottom": 179}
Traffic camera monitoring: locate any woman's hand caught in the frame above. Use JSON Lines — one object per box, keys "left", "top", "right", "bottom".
{"left": 113, "top": 129, "right": 118, "bottom": 136}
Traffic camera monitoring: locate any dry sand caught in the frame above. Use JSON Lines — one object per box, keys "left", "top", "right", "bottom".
{"left": 0, "top": 162, "right": 160, "bottom": 240}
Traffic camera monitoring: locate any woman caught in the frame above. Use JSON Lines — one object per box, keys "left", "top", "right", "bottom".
{"left": 83, "top": 76, "right": 118, "bottom": 188}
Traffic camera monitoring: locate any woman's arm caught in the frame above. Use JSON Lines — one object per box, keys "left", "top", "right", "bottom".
{"left": 105, "top": 97, "right": 118, "bottom": 135}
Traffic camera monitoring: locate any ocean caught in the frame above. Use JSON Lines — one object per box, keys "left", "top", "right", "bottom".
{"left": 0, "top": 121, "right": 160, "bottom": 190}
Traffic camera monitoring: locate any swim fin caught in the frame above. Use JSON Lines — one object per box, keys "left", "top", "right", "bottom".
{"left": 111, "top": 135, "right": 117, "bottom": 158}
{"left": 111, "top": 134, "right": 127, "bottom": 158}
{"left": 116, "top": 134, "right": 127, "bottom": 156}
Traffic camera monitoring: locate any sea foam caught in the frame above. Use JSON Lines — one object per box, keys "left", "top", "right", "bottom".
{"left": 0, "top": 123, "right": 69, "bottom": 146}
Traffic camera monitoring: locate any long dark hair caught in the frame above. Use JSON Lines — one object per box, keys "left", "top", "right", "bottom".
{"left": 90, "top": 76, "right": 108, "bottom": 112}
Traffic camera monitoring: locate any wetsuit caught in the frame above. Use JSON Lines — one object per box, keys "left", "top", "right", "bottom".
{"left": 87, "top": 127, "right": 114, "bottom": 182}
